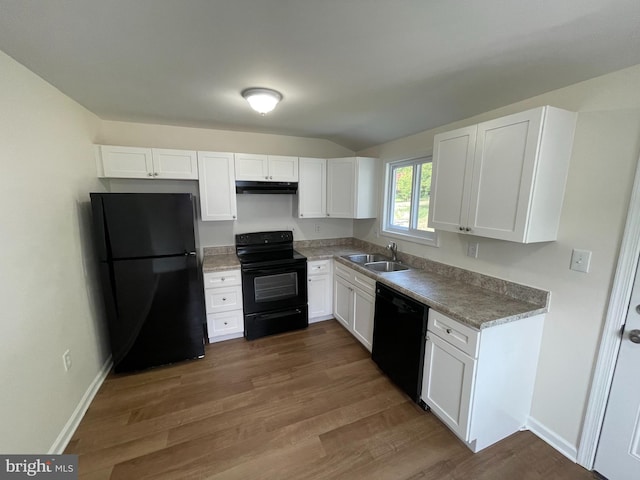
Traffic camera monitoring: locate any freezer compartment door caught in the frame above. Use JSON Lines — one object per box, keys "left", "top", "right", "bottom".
{"left": 91, "top": 193, "right": 196, "bottom": 259}
{"left": 99, "top": 255, "right": 205, "bottom": 373}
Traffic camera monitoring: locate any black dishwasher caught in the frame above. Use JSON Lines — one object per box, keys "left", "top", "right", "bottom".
{"left": 372, "top": 282, "right": 429, "bottom": 403}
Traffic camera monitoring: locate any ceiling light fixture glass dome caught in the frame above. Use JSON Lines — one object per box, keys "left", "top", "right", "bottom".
{"left": 241, "top": 88, "right": 282, "bottom": 115}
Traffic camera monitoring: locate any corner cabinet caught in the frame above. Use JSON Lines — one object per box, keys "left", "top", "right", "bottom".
{"left": 428, "top": 106, "right": 577, "bottom": 243}
{"left": 235, "top": 154, "right": 298, "bottom": 182}
{"left": 327, "top": 157, "right": 379, "bottom": 219}
{"left": 333, "top": 262, "right": 375, "bottom": 351}
{"left": 96, "top": 145, "right": 199, "bottom": 180}
{"left": 197, "top": 151, "right": 237, "bottom": 221}
{"left": 421, "top": 310, "right": 544, "bottom": 452}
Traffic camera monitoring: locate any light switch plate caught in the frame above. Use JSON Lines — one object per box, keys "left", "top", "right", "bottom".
{"left": 570, "top": 249, "right": 592, "bottom": 273}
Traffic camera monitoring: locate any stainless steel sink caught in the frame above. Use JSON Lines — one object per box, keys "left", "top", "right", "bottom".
{"left": 345, "top": 253, "right": 390, "bottom": 264}
{"left": 364, "top": 261, "right": 410, "bottom": 273}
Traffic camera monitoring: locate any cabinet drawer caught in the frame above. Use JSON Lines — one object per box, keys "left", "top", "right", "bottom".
{"left": 353, "top": 272, "right": 375, "bottom": 296}
{"left": 334, "top": 262, "right": 375, "bottom": 295}
{"left": 204, "top": 285, "right": 243, "bottom": 313}
{"left": 308, "top": 259, "right": 331, "bottom": 276}
{"left": 428, "top": 310, "right": 480, "bottom": 358}
{"left": 207, "top": 310, "right": 244, "bottom": 337}
{"left": 204, "top": 269, "right": 241, "bottom": 288}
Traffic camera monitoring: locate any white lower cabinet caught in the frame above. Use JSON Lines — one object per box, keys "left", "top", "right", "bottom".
{"left": 308, "top": 260, "right": 333, "bottom": 322}
{"left": 203, "top": 269, "right": 244, "bottom": 342}
{"left": 421, "top": 309, "right": 544, "bottom": 452}
{"left": 333, "top": 262, "right": 375, "bottom": 351}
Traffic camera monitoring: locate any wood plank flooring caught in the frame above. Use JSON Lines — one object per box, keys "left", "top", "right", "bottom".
{"left": 66, "top": 320, "right": 595, "bottom": 479}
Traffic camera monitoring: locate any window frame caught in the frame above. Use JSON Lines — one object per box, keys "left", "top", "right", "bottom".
{"left": 381, "top": 155, "right": 438, "bottom": 247}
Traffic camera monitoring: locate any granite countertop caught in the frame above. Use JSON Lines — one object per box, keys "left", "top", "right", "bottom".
{"left": 202, "top": 253, "right": 240, "bottom": 272}
{"left": 202, "top": 244, "right": 548, "bottom": 330}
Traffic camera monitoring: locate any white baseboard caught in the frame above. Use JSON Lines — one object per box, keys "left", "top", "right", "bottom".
{"left": 49, "top": 355, "right": 113, "bottom": 454}
{"left": 526, "top": 416, "right": 578, "bottom": 462}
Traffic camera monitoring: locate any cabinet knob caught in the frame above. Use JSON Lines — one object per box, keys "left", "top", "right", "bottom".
{"left": 222, "top": 297, "right": 226, "bottom": 301}
{"left": 265, "top": 176, "right": 269, "bottom": 180}
{"left": 308, "top": 279, "right": 312, "bottom": 282}
{"left": 270, "top": 176, "right": 273, "bottom": 179}
{"left": 300, "top": 214, "right": 304, "bottom": 217}
{"left": 459, "top": 226, "right": 464, "bottom": 231}
{"left": 221, "top": 277, "right": 225, "bottom": 281}
{"left": 465, "top": 227, "right": 471, "bottom": 232}
{"left": 446, "top": 328, "right": 452, "bottom": 334}
{"left": 147, "top": 172, "right": 153, "bottom": 177}
{"left": 232, "top": 215, "right": 236, "bottom": 219}
{"left": 327, "top": 213, "right": 330, "bottom": 217}
{"left": 224, "top": 321, "right": 228, "bottom": 326}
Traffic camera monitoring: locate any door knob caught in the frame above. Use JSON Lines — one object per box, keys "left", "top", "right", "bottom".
{"left": 629, "top": 329, "right": 640, "bottom": 344}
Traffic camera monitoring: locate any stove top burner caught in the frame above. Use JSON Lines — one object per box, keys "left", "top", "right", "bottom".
{"left": 235, "top": 230, "right": 306, "bottom": 267}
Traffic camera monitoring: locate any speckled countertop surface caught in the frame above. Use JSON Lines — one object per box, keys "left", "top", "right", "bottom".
{"left": 202, "top": 244, "right": 548, "bottom": 330}
{"left": 202, "top": 253, "right": 240, "bottom": 272}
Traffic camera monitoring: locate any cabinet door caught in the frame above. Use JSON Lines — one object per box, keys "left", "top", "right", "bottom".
{"left": 333, "top": 275, "right": 352, "bottom": 329}
{"left": 100, "top": 145, "right": 153, "bottom": 178}
{"left": 422, "top": 332, "right": 476, "bottom": 441}
{"left": 298, "top": 157, "right": 327, "bottom": 218}
{"left": 468, "top": 109, "right": 543, "bottom": 241}
{"left": 308, "top": 274, "right": 332, "bottom": 320}
{"left": 197, "top": 152, "right": 237, "bottom": 221}
{"left": 327, "top": 158, "right": 356, "bottom": 218}
{"left": 207, "top": 310, "right": 244, "bottom": 338}
{"left": 352, "top": 288, "right": 374, "bottom": 351}
{"left": 151, "top": 148, "right": 198, "bottom": 179}
{"left": 235, "top": 153, "right": 269, "bottom": 181}
{"left": 429, "top": 126, "right": 477, "bottom": 233}
{"left": 268, "top": 155, "right": 299, "bottom": 182}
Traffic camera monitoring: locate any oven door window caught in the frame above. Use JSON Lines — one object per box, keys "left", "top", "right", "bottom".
{"left": 254, "top": 272, "right": 298, "bottom": 302}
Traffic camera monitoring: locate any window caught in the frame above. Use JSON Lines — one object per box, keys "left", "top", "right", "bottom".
{"left": 382, "top": 156, "right": 437, "bottom": 245}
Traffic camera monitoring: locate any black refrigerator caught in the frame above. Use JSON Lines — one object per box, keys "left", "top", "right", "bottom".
{"left": 90, "top": 193, "right": 206, "bottom": 373}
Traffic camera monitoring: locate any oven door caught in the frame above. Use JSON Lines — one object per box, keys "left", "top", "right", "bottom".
{"left": 241, "top": 261, "right": 307, "bottom": 315}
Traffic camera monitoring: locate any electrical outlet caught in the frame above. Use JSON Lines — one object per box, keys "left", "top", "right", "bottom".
{"left": 467, "top": 242, "right": 479, "bottom": 258}
{"left": 63, "top": 349, "right": 72, "bottom": 372}
{"left": 570, "top": 249, "right": 592, "bottom": 273}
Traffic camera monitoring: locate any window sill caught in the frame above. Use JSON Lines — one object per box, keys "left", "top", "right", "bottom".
{"left": 381, "top": 228, "right": 439, "bottom": 247}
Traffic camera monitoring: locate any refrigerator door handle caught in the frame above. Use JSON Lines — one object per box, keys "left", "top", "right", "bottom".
{"left": 185, "top": 251, "right": 197, "bottom": 256}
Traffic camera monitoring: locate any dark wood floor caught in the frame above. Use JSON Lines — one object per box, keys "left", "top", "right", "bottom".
{"left": 66, "top": 320, "right": 595, "bottom": 479}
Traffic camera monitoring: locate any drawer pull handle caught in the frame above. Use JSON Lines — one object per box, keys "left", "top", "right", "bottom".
{"left": 224, "top": 322, "right": 228, "bottom": 325}
{"left": 222, "top": 297, "right": 227, "bottom": 301}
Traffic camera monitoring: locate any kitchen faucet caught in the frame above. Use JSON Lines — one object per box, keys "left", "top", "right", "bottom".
{"left": 387, "top": 241, "right": 398, "bottom": 261}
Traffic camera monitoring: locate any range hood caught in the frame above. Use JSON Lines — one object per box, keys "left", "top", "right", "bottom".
{"left": 235, "top": 181, "right": 298, "bottom": 194}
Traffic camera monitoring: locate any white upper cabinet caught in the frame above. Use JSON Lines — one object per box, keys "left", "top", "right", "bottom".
{"left": 429, "top": 106, "right": 576, "bottom": 243}
{"left": 298, "top": 157, "right": 327, "bottom": 218}
{"left": 327, "top": 157, "right": 378, "bottom": 219}
{"left": 197, "top": 151, "right": 237, "bottom": 221}
{"left": 151, "top": 148, "right": 198, "bottom": 179}
{"left": 97, "top": 145, "right": 198, "bottom": 179}
{"left": 235, "top": 153, "right": 298, "bottom": 182}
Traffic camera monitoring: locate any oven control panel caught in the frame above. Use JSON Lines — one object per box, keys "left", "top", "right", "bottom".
{"left": 236, "top": 230, "right": 293, "bottom": 246}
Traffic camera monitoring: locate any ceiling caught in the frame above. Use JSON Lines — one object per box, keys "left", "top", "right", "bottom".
{"left": 1, "top": 1, "right": 639, "bottom": 151}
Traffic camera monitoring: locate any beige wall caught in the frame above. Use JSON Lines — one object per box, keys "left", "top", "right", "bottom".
{"left": 357, "top": 64, "right": 640, "bottom": 453}
{"left": 98, "top": 121, "right": 356, "bottom": 246}
{"left": 0, "top": 51, "right": 108, "bottom": 452}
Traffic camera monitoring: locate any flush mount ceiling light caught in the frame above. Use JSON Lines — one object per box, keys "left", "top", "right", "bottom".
{"left": 241, "top": 88, "right": 282, "bottom": 115}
